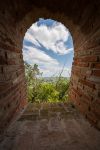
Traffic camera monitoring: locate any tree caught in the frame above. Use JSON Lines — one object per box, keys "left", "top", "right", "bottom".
{"left": 24, "top": 62, "right": 41, "bottom": 102}
{"left": 24, "top": 62, "right": 70, "bottom": 103}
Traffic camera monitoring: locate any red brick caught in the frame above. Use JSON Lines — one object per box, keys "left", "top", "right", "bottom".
{"left": 81, "top": 93, "right": 92, "bottom": 104}
{"left": 0, "top": 42, "right": 20, "bottom": 53}
{"left": 74, "top": 56, "right": 98, "bottom": 63}
{"left": 73, "top": 61, "right": 89, "bottom": 67}
{"left": 75, "top": 98, "right": 88, "bottom": 113}
{"left": 86, "top": 112, "right": 97, "bottom": 124}
{"left": 79, "top": 79, "right": 95, "bottom": 89}
{"left": 91, "top": 100, "right": 100, "bottom": 117}
{"left": 92, "top": 70, "right": 100, "bottom": 77}
{"left": 0, "top": 82, "right": 11, "bottom": 92}
{"left": 7, "top": 59, "right": 16, "bottom": 65}
{"left": 91, "top": 63, "right": 100, "bottom": 69}
{"left": 72, "top": 87, "right": 82, "bottom": 97}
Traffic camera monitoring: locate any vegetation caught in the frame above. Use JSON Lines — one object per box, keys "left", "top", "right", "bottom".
{"left": 24, "top": 62, "right": 70, "bottom": 103}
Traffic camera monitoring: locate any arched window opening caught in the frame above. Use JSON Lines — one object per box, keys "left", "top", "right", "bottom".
{"left": 22, "top": 18, "right": 74, "bottom": 103}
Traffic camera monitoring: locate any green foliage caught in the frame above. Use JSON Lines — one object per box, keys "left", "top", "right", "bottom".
{"left": 24, "top": 62, "right": 70, "bottom": 103}
{"left": 56, "top": 77, "right": 70, "bottom": 101}
{"left": 36, "top": 83, "right": 59, "bottom": 103}
{"left": 24, "top": 62, "right": 42, "bottom": 102}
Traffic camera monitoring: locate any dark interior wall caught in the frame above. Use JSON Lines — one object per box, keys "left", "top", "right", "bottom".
{"left": 0, "top": 0, "right": 100, "bottom": 135}
{"left": 0, "top": 1, "right": 28, "bottom": 135}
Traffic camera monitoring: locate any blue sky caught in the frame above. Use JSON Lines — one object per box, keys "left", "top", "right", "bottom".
{"left": 22, "top": 18, "right": 74, "bottom": 77}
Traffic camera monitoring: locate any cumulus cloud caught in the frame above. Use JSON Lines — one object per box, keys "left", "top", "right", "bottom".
{"left": 23, "top": 45, "right": 71, "bottom": 77}
{"left": 24, "top": 20, "right": 72, "bottom": 55}
{"left": 23, "top": 45, "right": 59, "bottom": 65}
{"left": 23, "top": 19, "right": 73, "bottom": 77}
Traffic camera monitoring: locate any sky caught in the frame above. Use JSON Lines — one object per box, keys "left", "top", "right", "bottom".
{"left": 22, "top": 18, "right": 74, "bottom": 77}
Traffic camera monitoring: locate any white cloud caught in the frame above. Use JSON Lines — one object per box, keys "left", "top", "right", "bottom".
{"left": 40, "top": 65, "right": 71, "bottom": 77}
{"left": 24, "top": 32, "right": 40, "bottom": 47}
{"left": 23, "top": 45, "right": 71, "bottom": 77}
{"left": 23, "top": 19, "right": 73, "bottom": 77}
{"left": 23, "top": 45, "right": 59, "bottom": 65}
{"left": 24, "top": 21, "right": 72, "bottom": 55}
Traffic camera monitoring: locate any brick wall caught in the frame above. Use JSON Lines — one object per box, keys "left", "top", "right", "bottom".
{"left": 70, "top": 32, "right": 100, "bottom": 129}
{"left": 0, "top": 42, "right": 27, "bottom": 134}
{"left": 0, "top": 6, "right": 27, "bottom": 135}
{"left": 0, "top": 0, "right": 100, "bottom": 135}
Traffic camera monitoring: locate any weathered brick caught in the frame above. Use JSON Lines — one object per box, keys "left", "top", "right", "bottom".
{"left": 72, "top": 87, "right": 82, "bottom": 97}
{"left": 0, "top": 82, "right": 11, "bottom": 92}
{"left": 86, "top": 112, "right": 98, "bottom": 124}
{"left": 0, "top": 42, "right": 20, "bottom": 53}
{"left": 73, "top": 61, "right": 89, "bottom": 67}
{"left": 74, "top": 56, "right": 99, "bottom": 63}
{"left": 90, "top": 63, "right": 100, "bottom": 69}
{"left": 92, "top": 70, "right": 100, "bottom": 77}
{"left": 79, "top": 79, "right": 95, "bottom": 89}
{"left": 7, "top": 59, "right": 16, "bottom": 65}
{"left": 0, "top": 56, "right": 7, "bottom": 65}
{"left": 0, "top": 0, "right": 100, "bottom": 134}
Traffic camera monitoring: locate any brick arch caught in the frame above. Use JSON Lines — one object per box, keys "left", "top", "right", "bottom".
{"left": 0, "top": 0, "right": 100, "bottom": 135}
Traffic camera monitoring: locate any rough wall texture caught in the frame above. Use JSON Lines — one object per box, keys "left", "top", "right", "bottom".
{"left": 0, "top": 0, "right": 100, "bottom": 135}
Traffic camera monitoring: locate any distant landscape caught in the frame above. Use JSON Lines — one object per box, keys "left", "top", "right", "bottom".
{"left": 42, "top": 77, "right": 70, "bottom": 82}
{"left": 25, "top": 62, "right": 70, "bottom": 103}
